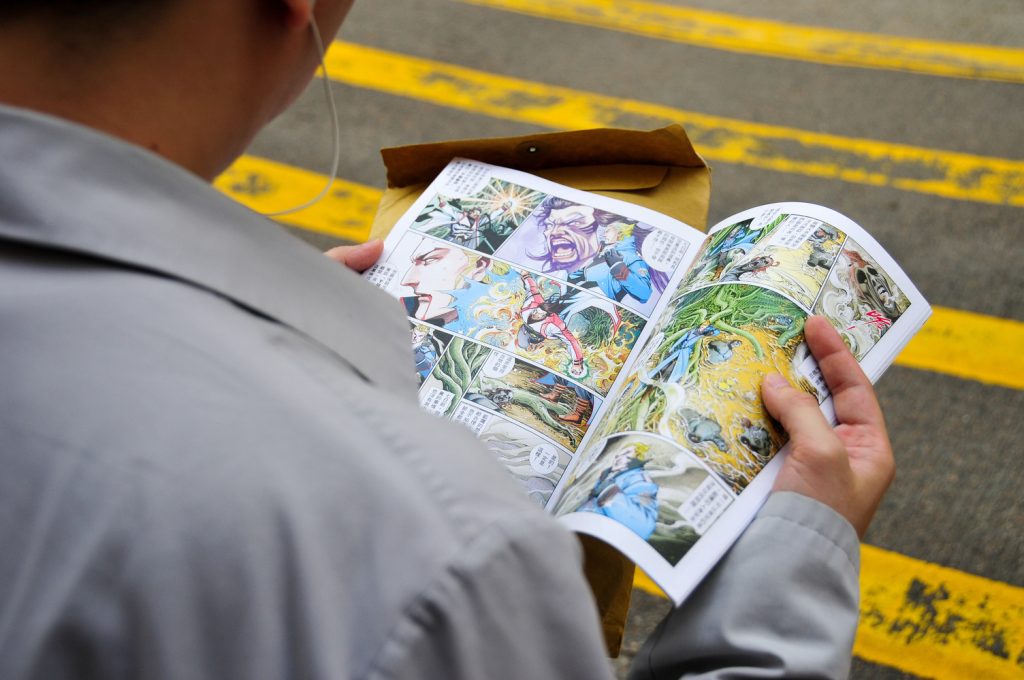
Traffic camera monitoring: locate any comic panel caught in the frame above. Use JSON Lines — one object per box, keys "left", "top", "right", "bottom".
{"left": 494, "top": 195, "right": 689, "bottom": 317}
{"left": 682, "top": 214, "right": 783, "bottom": 289}
{"left": 418, "top": 337, "right": 490, "bottom": 418}
{"left": 409, "top": 178, "right": 545, "bottom": 255}
{"left": 373, "top": 232, "right": 645, "bottom": 397}
{"left": 553, "top": 433, "right": 733, "bottom": 566}
{"left": 408, "top": 321, "right": 452, "bottom": 386}
{"left": 683, "top": 212, "right": 849, "bottom": 310}
{"left": 464, "top": 351, "right": 604, "bottom": 452}
{"left": 814, "top": 237, "right": 912, "bottom": 362}
{"left": 452, "top": 402, "right": 572, "bottom": 507}
{"left": 596, "top": 284, "right": 819, "bottom": 494}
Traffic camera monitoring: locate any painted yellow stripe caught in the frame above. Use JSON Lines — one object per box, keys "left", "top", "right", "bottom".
{"left": 214, "top": 154, "right": 378, "bottom": 242}
{"left": 323, "top": 41, "right": 1024, "bottom": 208}
{"left": 214, "top": 158, "right": 1024, "bottom": 390}
{"left": 461, "top": 0, "right": 1024, "bottom": 84}
{"left": 901, "top": 306, "right": 1024, "bottom": 391}
{"left": 636, "top": 545, "right": 1024, "bottom": 678}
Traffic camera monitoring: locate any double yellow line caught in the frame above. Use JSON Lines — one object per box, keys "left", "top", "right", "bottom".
{"left": 462, "top": 0, "right": 1024, "bottom": 84}
{"left": 323, "top": 41, "right": 1024, "bottom": 208}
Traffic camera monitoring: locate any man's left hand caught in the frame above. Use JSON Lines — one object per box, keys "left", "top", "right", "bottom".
{"left": 325, "top": 239, "right": 384, "bottom": 273}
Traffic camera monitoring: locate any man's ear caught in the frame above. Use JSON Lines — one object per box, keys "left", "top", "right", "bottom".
{"left": 278, "top": 0, "right": 315, "bottom": 30}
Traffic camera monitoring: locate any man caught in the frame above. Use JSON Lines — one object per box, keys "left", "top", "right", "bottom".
{"left": 0, "top": 2, "right": 895, "bottom": 679}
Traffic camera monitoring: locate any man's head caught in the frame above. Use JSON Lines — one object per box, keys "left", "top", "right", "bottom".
{"left": 533, "top": 197, "right": 621, "bottom": 272}
{"left": 0, "top": 0, "right": 355, "bottom": 179}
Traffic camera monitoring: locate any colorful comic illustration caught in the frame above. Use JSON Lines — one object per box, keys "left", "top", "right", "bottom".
{"left": 814, "top": 238, "right": 911, "bottom": 361}
{"left": 410, "top": 179, "right": 544, "bottom": 255}
{"left": 452, "top": 404, "right": 572, "bottom": 507}
{"left": 684, "top": 213, "right": 850, "bottom": 310}
{"left": 494, "top": 195, "right": 689, "bottom": 317}
{"left": 682, "top": 216, "right": 780, "bottom": 288}
{"left": 418, "top": 337, "right": 489, "bottom": 418}
{"left": 409, "top": 322, "right": 452, "bottom": 386}
{"left": 553, "top": 433, "right": 732, "bottom": 565}
{"left": 464, "top": 352, "right": 603, "bottom": 452}
{"left": 596, "top": 285, "right": 816, "bottom": 493}
{"left": 387, "top": 234, "right": 645, "bottom": 396}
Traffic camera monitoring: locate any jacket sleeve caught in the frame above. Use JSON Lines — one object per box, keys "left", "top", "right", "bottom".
{"left": 629, "top": 492, "right": 861, "bottom": 680}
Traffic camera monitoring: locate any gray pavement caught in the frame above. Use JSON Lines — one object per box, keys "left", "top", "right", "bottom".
{"left": 252, "top": 1, "right": 1024, "bottom": 676}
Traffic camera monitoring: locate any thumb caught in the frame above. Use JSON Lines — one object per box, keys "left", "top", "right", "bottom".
{"left": 325, "top": 239, "right": 383, "bottom": 273}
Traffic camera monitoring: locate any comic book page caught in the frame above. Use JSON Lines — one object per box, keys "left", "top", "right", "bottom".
{"left": 553, "top": 202, "right": 930, "bottom": 604}
{"left": 364, "top": 159, "right": 707, "bottom": 507}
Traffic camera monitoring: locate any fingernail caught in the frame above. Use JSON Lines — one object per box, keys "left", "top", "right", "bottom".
{"left": 764, "top": 373, "right": 789, "bottom": 390}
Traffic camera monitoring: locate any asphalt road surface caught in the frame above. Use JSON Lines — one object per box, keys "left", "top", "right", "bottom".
{"left": 246, "top": 1, "right": 1024, "bottom": 677}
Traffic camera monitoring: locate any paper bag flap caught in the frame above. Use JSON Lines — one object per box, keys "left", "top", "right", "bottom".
{"left": 371, "top": 125, "right": 710, "bottom": 241}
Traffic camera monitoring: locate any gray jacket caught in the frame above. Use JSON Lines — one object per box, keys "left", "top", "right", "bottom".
{"left": 0, "top": 105, "right": 859, "bottom": 680}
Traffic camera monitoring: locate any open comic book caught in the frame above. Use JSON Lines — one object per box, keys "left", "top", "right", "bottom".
{"left": 364, "top": 158, "right": 931, "bottom": 604}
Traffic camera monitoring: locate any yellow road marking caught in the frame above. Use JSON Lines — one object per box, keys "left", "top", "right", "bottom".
{"left": 215, "top": 158, "right": 1024, "bottom": 391}
{"left": 901, "top": 306, "right": 1024, "bottom": 391}
{"left": 636, "top": 545, "right": 1024, "bottom": 678}
{"left": 215, "top": 155, "right": 378, "bottom": 242}
{"left": 323, "top": 42, "right": 1024, "bottom": 208}
{"left": 461, "top": 0, "right": 1024, "bottom": 84}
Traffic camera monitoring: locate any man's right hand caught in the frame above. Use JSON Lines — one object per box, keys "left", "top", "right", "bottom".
{"left": 761, "top": 315, "right": 895, "bottom": 538}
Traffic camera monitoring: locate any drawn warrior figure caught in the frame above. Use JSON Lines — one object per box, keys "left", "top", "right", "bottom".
{"left": 410, "top": 325, "right": 441, "bottom": 381}
{"left": 579, "top": 444, "right": 659, "bottom": 540}
{"left": 516, "top": 272, "right": 621, "bottom": 379}
{"left": 530, "top": 197, "right": 668, "bottom": 303}
{"left": 425, "top": 198, "right": 512, "bottom": 251}
{"left": 720, "top": 255, "right": 778, "bottom": 282}
{"left": 568, "top": 228, "right": 654, "bottom": 303}
{"left": 647, "top": 322, "right": 720, "bottom": 385}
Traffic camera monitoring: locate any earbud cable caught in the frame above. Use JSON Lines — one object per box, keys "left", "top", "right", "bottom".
{"left": 260, "top": 14, "right": 341, "bottom": 218}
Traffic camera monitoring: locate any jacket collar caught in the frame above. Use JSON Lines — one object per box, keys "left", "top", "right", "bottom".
{"left": 0, "top": 104, "right": 414, "bottom": 395}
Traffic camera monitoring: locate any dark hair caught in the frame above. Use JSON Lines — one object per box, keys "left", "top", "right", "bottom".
{"left": 533, "top": 196, "right": 621, "bottom": 232}
{"left": 0, "top": 1, "right": 173, "bottom": 40}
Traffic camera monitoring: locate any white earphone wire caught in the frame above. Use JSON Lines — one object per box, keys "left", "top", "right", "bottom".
{"left": 260, "top": 14, "right": 341, "bottom": 218}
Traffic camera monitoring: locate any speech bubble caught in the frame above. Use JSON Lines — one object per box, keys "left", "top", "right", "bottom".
{"left": 639, "top": 228, "right": 688, "bottom": 272}
{"left": 481, "top": 351, "right": 516, "bottom": 379}
{"left": 678, "top": 476, "right": 732, "bottom": 534}
{"left": 530, "top": 443, "right": 560, "bottom": 475}
{"left": 436, "top": 159, "right": 492, "bottom": 197}
{"left": 419, "top": 387, "right": 455, "bottom": 417}
{"left": 452, "top": 402, "right": 492, "bottom": 435}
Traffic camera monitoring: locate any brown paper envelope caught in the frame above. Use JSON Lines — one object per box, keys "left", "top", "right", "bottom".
{"left": 370, "top": 126, "right": 711, "bottom": 656}
{"left": 371, "top": 125, "right": 710, "bottom": 241}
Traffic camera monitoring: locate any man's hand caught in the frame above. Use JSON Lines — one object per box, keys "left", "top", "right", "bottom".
{"left": 324, "top": 239, "right": 383, "bottom": 273}
{"left": 761, "top": 315, "right": 895, "bottom": 537}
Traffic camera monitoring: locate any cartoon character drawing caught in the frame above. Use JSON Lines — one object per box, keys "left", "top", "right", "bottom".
{"left": 523, "top": 197, "right": 670, "bottom": 305}
{"left": 646, "top": 322, "right": 720, "bottom": 385}
{"left": 578, "top": 443, "right": 659, "bottom": 540}
{"left": 720, "top": 254, "right": 778, "bottom": 282}
{"left": 465, "top": 386, "right": 514, "bottom": 410}
{"left": 399, "top": 239, "right": 515, "bottom": 334}
{"left": 846, "top": 250, "right": 902, "bottom": 321}
{"left": 410, "top": 324, "right": 443, "bottom": 383}
{"left": 516, "top": 272, "right": 621, "bottom": 379}
{"left": 677, "top": 408, "right": 728, "bottom": 450}
{"left": 534, "top": 375, "right": 594, "bottom": 426}
{"left": 705, "top": 338, "right": 743, "bottom": 365}
{"left": 419, "top": 197, "right": 513, "bottom": 251}
{"left": 707, "top": 221, "right": 767, "bottom": 277}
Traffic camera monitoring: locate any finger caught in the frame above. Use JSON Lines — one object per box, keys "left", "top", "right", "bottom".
{"left": 325, "top": 239, "right": 383, "bottom": 273}
{"left": 761, "top": 373, "right": 837, "bottom": 448}
{"left": 805, "top": 315, "right": 884, "bottom": 429}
